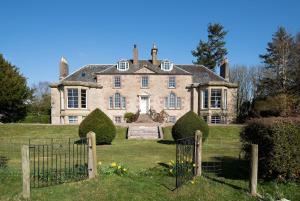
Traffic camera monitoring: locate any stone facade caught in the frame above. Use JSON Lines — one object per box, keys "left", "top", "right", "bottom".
{"left": 50, "top": 45, "right": 238, "bottom": 125}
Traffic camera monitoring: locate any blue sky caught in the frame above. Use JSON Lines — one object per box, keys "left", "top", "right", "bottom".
{"left": 1, "top": 0, "right": 299, "bottom": 85}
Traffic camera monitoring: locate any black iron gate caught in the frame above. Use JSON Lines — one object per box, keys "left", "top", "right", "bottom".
{"left": 175, "top": 136, "right": 195, "bottom": 188}
{"left": 29, "top": 138, "right": 89, "bottom": 188}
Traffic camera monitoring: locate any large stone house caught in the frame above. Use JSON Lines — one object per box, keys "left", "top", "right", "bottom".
{"left": 50, "top": 45, "right": 237, "bottom": 125}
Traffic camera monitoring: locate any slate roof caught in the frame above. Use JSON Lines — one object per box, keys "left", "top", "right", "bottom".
{"left": 177, "top": 65, "right": 227, "bottom": 84}
{"left": 62, "top": 60, "right": 229, "bottom": 84}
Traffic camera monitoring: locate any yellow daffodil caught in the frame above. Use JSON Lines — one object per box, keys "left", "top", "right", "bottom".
{"left": 169, "top": 169, "right": 173, "bottom": 173}
{"left": 193, "top": 163, "right": 196, "bottom": 167}
{"left": 168, "top": 162, "right": 172, "bottom": 166}
{"left": 118, "top": 166, "right": 121, "bottom": 169}
{"left": 98, "top": 161, "right": 102, "bottom": 166}
{"left": 111, "top": 162, "right": 117, "bottom": 167}
{"left": 191, "top": 180, "right": 195, "bottom": 184}
{"left": 123, "top": 168, "right": 127, "bottom": 172}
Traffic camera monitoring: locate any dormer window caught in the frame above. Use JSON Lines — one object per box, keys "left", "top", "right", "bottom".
{"left": 117, "top": 60, "right": 129, "bottom": 71}
{"left": 161, "top": 60, "right": 173, "bottom": 71}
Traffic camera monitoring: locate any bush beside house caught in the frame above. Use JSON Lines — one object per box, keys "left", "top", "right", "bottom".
{"left": 79, "top": 109, "right": 116, "bottom": 145}
{"left": 240, "top": 117, "right": 300, "bottom": 181}
{"left": 172, "top": 111, "right": 209, "bottom": 141}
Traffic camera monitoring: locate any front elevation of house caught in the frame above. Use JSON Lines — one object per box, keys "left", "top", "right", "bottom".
{"left": 50, "top": 45, "right": 237, "bottom": 124}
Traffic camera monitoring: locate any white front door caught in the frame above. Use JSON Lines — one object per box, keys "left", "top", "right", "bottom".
{"left": 140, "top": 96, "right": 148, "bottom": 114}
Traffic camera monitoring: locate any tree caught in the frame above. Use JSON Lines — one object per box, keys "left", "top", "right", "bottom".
{"left": 0, "top": 54, "right": 32, "bottom": 122}
{"left": 29, "top": 81, "right": 51, "bottom": 115}
{"left": 259, "top": 27, "right": 294, "bottom": 96}
{"left": 192, "top": 23, "right": 228, "bottom": 71}
{"left": 230, "top": 65, "right": 263, "bottom": 122}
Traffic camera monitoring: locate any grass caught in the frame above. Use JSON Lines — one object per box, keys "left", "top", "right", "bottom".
{"left": 0, "top": 124, "right": 299, "bottom": 201}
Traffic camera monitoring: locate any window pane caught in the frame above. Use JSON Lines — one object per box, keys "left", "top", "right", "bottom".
{"left": 109, "top": 96, "right": 113, "bottom": 109}
{"left": 114, "top": 76, "right": 121, "bottom": 88}
{"left": 141, "top": 76, "right": 149, "bottom": 88}
{"left": 169, "top": 93, "right": 176, "bottom": 108}
{"left": 211, "top": 116, "right": 221, "bottom": 124}
{"left": 68, "top": 116, "right": 78, "bottom": 124}
{"left": 168, "top": 77, "right": 176, "bottom": 88}
{"left": 81, "top": 89, "right": 87, "bottom": 108}
{"left": 210, "top": 89, "right": 221, "bottom": 108}
{"left": 201, "top": 90, "right": 208, "bottom": 109}
{"left": 114, "top": 116, "right": 122, "bottom": 123}
{"left": 67, "top": 89, "right": 78, "bottom": 108}
{"left": 168, "top": 116, "right": 176, "bottom": 123}
{"left": 122, "top": 97, "right": 126, "bottom": 109}
{"left": 114, "top": 93, "right": 121, "bottom": 108}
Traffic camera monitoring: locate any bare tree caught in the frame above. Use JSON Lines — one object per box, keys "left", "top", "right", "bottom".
{"left": 230, "top": 65, "right": 263, "bottom": 122}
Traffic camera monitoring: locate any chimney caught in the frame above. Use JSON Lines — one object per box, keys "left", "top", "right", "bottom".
{"left": 59, "top": 56, "right": 69, "bottom": 80}
{"left": 151, "top": 43, "right": 158, "bottom": 65}
{"left": 220, "top": 58, "right": 229, "bottom": 81}
{"left": 133, "top": 44, "right": 138, "bottom": 65}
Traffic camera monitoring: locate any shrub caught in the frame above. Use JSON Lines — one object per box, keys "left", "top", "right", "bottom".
{"left": 172, "top": 111, "right": 209, "bottom": 141}
{"left": 79, "top": 109, "right": 116, "bottom": 145}
{"left": 240, "top": 117, "right": 300, "bottom": 181}
{"left": 124, "top": 112, "right": 135, "bottom": 123}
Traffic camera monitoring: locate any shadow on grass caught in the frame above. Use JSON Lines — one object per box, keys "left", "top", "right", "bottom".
{"left": 156, "top": 140, "right": 175, "bottom": 145}
{"left": 0, "top": 156, "right": 8, "bottom": 168}
{"left": 203, "top": 156, "right": 249, "bottom": 191}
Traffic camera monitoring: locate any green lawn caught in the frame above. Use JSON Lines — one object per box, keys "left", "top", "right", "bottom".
{"left": 0, "top": 124, "right": 299, "bottom": 201}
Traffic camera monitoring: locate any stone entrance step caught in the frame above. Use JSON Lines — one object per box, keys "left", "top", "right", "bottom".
{"left": 135, "top": 114, "right": 154, "bottom": 123}
{"left": 128, "top": 125, "right": 161, "bottom": 139}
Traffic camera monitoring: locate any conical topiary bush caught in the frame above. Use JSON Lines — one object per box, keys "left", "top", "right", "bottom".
{"left": 79, "top": 108, "right": 116, "bottom": 145}
{"left": 172, "top": 111, "right": 209, "bottom": 141}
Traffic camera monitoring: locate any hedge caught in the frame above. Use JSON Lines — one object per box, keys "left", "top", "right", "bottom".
{"left": 240, "top": 117, "right": 300, "bottom": 181}
{"left": 79, "top": 109, "right": 116, "bottom": 145}
{"left": 172, "top": 111, "right": 209, "bottom": 141}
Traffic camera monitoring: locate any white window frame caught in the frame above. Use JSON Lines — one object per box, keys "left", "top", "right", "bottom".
{"left": 122, "top": 97, "right": 126, "bottom": 109}
{"left": 211, "top": 115, "right": 221, "bottom": 124}
{"left": 161, "top": 60, "right": 173, "bottom": 71}
{"left": 201, "top": 89, "right": 208, "bottom": 109}
{"left": 165, "top": 93, "right": 181, "bottom": 109}
{"left": 168, "top": 76, "right": 176, "bottom": 88}
{"left": 210, "top": 89, "right": 222, "bottom": 109}
{"left": 68, "top": 116, "right": 78, "bottom": 124}
{"left": 114, "top": 93, "right": 121, "bottom": 109}
{"left": 67, "top": 88, "right": 79, "bottom": 108}
{"left": 141, "top": 76, "right": 149, "bottom": 88}
{"left": 114, "top": 76, "right": 121, "bottom": 88}
{"left": 117, "top": 61, "right": 129, "bottom": 71}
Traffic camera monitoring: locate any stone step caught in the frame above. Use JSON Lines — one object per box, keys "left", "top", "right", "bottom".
{"left": 128, "top": 125, "right": 160, "bottom": 139}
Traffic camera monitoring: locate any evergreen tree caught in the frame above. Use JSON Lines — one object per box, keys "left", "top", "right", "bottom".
{"left": 192, "top": 23, "right": 228, "bottom": 71}
{"left": 258, "top": 27, "right": 294, "bottom": 96}
{"left": 0, "top": 54, "right": 32, "bottom": 122}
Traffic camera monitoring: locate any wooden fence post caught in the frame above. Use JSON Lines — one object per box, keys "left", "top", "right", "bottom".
{"left": 250, "top": 144, "right": 258, "bottom": 196}
{"left": 87, "top": 131, "right": 97, "bottom": 179}
{"left": 22, "top": 145, "right": 30, "bottom": 199}
{"left": 194, "top": 130, "right": 202, "bottom": 176}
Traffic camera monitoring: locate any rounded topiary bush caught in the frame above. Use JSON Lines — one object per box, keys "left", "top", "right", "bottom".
{"left": 79, "top": 108, "right": 116, "bottom": 145}
{"left": 172, "top": 111, "right": 209, "bottom": 141}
